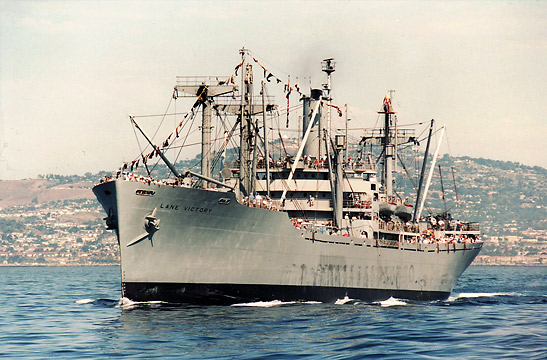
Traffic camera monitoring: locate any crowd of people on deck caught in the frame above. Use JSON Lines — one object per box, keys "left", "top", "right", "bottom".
{"left": 303, "top": 155, "right": 329, "bottom": 169}
{"left": 419, "top": 214, "right": 470, "bottom": 231}
{"left": 288, "top": 216, "right": 481, "bottom": 244}
{"left": 291, "top": 218, "right": 306, "bottom": 230}
{"left": 257, "top": 154, "right": 372, "bottom": 171}
{"left": 290, "top": 218, "right": 332, "bottom": 233}
{"left": 98, "top": 172, "right": 194, "bottom": 188}
{"left": 408, "top": 228, "right": 481, "bottom": 244}
{"left": 288, "top": 218, "right": 480, "bottom": 244}
{"left": 257, "top": 155, "right": 331, "bottom": 170}
{"left": 347, "top": 193, "right": 373, "bottom": 209}
{"left": 242, "top": 193, "right": 276, "bottom": 210}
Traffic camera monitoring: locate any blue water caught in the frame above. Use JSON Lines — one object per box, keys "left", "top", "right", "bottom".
{"left": 0, "top": 266, "right": 545, "bottom": 359}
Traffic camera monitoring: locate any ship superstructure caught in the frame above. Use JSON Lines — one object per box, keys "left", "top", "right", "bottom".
{"left": 93, "top": 49, "right": 482, "bottom": 304}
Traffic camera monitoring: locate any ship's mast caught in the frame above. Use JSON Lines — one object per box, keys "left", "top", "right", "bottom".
{"left": 333, "top": 134, "right": 344, "bottom": 229}
{"left": 322, "top": 59, "right": 335, "bottom": 145}
{"left": 344, "top": 103, "right": 349, "bottom": 164}
{"left": 201, "top": 90, "right": 212, "bottom": 188}
{"left": 174, "top": 78, "right": 236, "bottom": 188}
{"left": 261, "top": 79, "right": 271, "bottom": 197}
{"left": 378, "top": 91, "right": 395, "bottom": 197}
{"left": 209, "top": 48, "right": 276, "bottom": 197}
{"left": 239, "top": 47, "right": 254, "bottom": 196}
{"left": 321, "top": 59, "right": 344, "bottom": 229}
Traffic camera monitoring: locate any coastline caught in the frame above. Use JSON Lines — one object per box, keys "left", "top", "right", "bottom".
{"left": 0, "top": 263, "right": 118, "bottom": 267}
{"left": 473, "top": 255, "right": 545, "bottom": 266}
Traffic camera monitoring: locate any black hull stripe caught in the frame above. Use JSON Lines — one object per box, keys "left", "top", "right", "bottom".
{"left": 123, "top": 282, "right": 450, "bottom": 305}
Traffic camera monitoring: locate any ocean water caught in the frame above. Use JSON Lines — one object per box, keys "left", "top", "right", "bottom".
{"left": 0, "top": 266, "right": 545, "bottom": 359}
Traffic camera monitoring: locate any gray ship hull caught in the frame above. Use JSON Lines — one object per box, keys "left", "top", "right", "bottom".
{"left": 94, "top": 180, "right": 482, "bottom": 305}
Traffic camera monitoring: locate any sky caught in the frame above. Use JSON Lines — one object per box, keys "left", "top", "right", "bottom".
{"left": 0, "top": 0, "right": 545, "bottom": 180}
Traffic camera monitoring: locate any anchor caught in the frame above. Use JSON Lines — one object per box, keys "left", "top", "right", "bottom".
{"left": 104, "top": 208, "right": 117, "bottom": 230}
{"left": 126, "top": 207, "right": 160, "bottom": 247}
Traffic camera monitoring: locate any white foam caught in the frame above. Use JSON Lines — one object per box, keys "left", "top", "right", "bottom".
{"left": 118, "top": 297, "right": 137, "bottom": 309}
{"left": 447, "top": 292, "right": 511, "bottom": 302}
{"left": 335, "top": 296, "right": 354, "bottom": 305}
{"left": 75, "top": 298, "right": 95, "bottom": 304}
{"left": 376, "top": 297, "right": 407, "bottom": 307}
{"left": 118, "top": 297, "right": 167, "bottom": 309}
{"left": 231, "top": 300, "right": 295, "bottom": 307}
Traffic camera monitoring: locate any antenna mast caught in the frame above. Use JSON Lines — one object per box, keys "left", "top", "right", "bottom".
{"left": 322, "top": 58, "right": 336, "bottom": 140}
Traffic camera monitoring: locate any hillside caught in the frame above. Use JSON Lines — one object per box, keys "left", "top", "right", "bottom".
{"left": 394, "top": 155, "right": 547, "bottom": 236}
{"left": 393, "top": 155, "right": 547, "bottom": 265}
{"left": 0, "top": 156, "right": 545, "bottom": 265}
{"left": 0, "top": 178, "right": 94, "bottom": 209}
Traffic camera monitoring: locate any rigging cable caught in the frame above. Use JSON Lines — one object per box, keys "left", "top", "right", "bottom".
{"left": 444, "top": 128, "right": 461, "bottom": 208}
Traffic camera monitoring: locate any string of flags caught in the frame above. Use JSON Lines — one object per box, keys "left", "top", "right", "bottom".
{"left": 250, "top": 56, "right": 342, "bottom": 119}
{"left": 127, "top": 97, "right": 202, "bottom": 171}
{"left": 252, "top": 57, "right": 303, "bottom": 96}
{"left": 233, "top": 53, "right": 343, "bottom": 119}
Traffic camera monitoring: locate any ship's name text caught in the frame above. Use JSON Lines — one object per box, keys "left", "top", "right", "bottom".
{"left": 160, "top": 203, "right": 212, "bottom": 213}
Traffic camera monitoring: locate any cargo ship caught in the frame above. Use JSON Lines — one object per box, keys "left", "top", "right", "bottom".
{"left": 93, "top": 48, "right": 482, "bottom": 304}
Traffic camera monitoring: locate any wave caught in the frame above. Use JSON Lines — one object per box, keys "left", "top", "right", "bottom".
{"left": 231, "top": 300, "right": 323, "bottom": 307}
{"left": 335, "top": 296, "right": 354, "bottom": 305}
{"left": 118, "top": 297, "right": 167, "bottom": 310}
{"left": 75, "top": 298, "right": 121, "bottom": 307}
{"left": 374, "top": 297, "right": 407, "bottom": 307}
{"left": 75, "top": 298, "right": 95, "bottom": 304}
{"left": 447, "top": 292, "right": 513, "bottom": 302}
{"left": 231, "top": 300, "right": 296, "bottom": 307}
